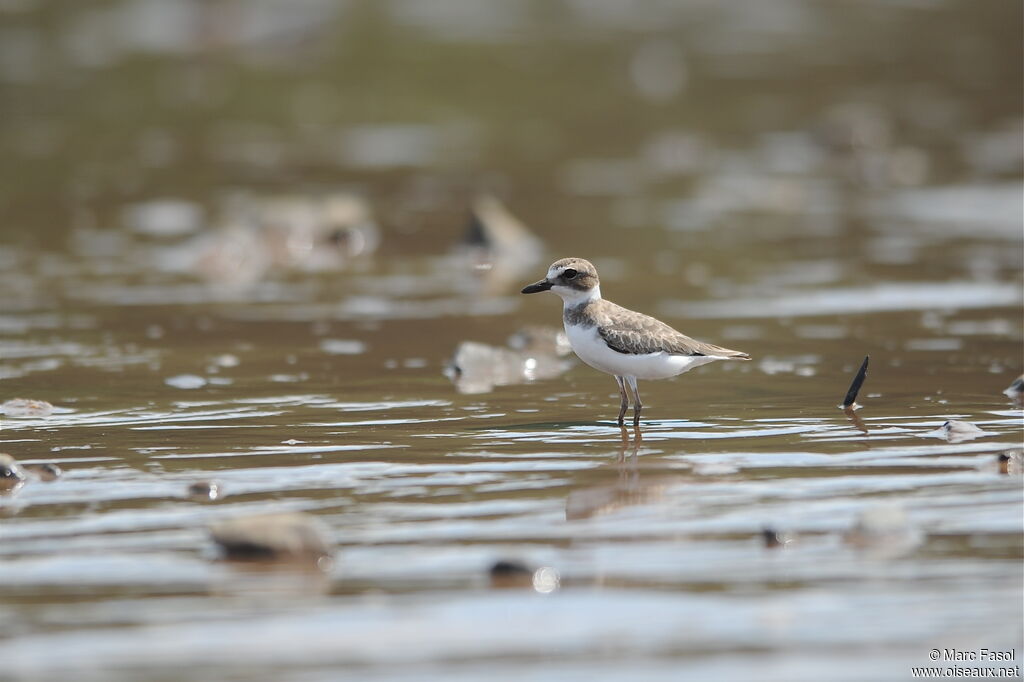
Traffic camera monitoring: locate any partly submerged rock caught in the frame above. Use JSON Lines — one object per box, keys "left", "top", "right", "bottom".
{"left": 929, "top": 419, "right": 991, "bottom": 443}
{"left": 1, "top": 398, "right": 54, "bottom": 418}
{"left": 445, "top": 326, "right": 573, "bottom": 394}
{"left": 446, "top": 342, "right": 529, "bottom": 394}
{"left": 210, "top": 512, "right": 332, "bottom": 563}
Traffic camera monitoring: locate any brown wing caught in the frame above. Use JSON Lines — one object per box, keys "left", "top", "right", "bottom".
{"left": 597, "top": 305, "right": 750, "bottom": 359}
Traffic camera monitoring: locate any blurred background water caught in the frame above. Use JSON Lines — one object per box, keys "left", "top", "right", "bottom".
{"left": 0, "top": 1, "right": 1021, "bottom": 681}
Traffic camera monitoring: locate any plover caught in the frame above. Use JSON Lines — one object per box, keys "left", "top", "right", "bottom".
{"left": 521, "top": 257, "right": 750, "bottom": 425}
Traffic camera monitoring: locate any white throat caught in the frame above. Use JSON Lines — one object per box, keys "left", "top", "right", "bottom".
{"left": 553, "top": 283, "right": 601, "bottom": 308}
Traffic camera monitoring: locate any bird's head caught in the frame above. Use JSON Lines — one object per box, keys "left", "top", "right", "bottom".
{"left": 521, "top": 257, "right": 601, "bottom": 303}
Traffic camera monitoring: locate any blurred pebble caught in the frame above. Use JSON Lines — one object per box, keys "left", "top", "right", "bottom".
{"left": 122, "top": 198, "right": 202, "bottom": 237}
{"left": 1, "top": 398, "right": 54, "bottom": 418}
{"left": 22, "top": 462, "right": 62, "bottom": 482}
{"left": 165, "top": 374, "right": 207, "bottom": 389}
{"left": 506, "top": 326, "right": 571, "bottom": 358}
{"left": 319, "top": 339, "right": 367, "bottom": 355}
{"left": 936, "top": 420, "right": 989, "bottom": 443}
{"left": 844, "top": 502, "right": 922, "bottom": 555}
{"left": 187, "top": 481, "right": 221, "bottom": 501}
{"left": 531, "top": 566, "right": 560, "bottom": 594}
{"left": 0, "top": 454, "right": 27, "bottom": 490}
{"left": 630, "top": 39, "right": 688, "bottom": 102}
{"left": 211, "top": 354, "right": 240, "bottom": 368}
{"left": 692, "top": 462, "right": 740, "bottom": 476}
{"left": 210, "top": 512, "right": 332, "bottom": 563}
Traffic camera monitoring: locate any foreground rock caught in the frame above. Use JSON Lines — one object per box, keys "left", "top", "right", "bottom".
{"left": 209, "top": 512, "right": 333, "bottom": 563}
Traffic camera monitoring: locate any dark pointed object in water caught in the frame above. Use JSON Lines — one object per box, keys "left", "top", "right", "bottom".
{"left": 841, "top": 356, "right": 870, "bottom": 409}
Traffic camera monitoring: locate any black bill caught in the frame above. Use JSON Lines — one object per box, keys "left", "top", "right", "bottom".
{"left": 521, "top": 279, "right": 552, "bottom": 294}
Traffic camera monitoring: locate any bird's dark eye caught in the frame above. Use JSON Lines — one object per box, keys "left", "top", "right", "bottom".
{"left": 563, "top": 268, "right": 578, "bottom": 280}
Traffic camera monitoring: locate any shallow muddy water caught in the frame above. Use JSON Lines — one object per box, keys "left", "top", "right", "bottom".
{"left": 1, "top": 1, "right": 1022, "bottom": 681}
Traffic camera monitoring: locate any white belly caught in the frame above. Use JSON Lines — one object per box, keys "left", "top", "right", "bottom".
{"left": 564, "top": 323, "right": 721, "bottom": 380}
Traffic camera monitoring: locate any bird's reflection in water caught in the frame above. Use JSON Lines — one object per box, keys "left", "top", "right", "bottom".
{"left": 618, "top": 423, "right": 642, "bottom": 461}
{"left": 566, "top": 424, "right": 670, "bottom": 521}
{"left": 843, "top": 406, "right": 868, "bottom": 434}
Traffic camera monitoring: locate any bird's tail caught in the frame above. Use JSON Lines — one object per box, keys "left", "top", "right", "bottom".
{"left": 709, "top": 345, "right": 751, "bottom": 361}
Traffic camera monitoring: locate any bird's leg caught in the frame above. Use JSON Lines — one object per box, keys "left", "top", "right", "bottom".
{"left": 626, "top": 376, "right": 642, "bottom": 426}
{"left": 614, "top": 375, "right": 629, "bottom": 425}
